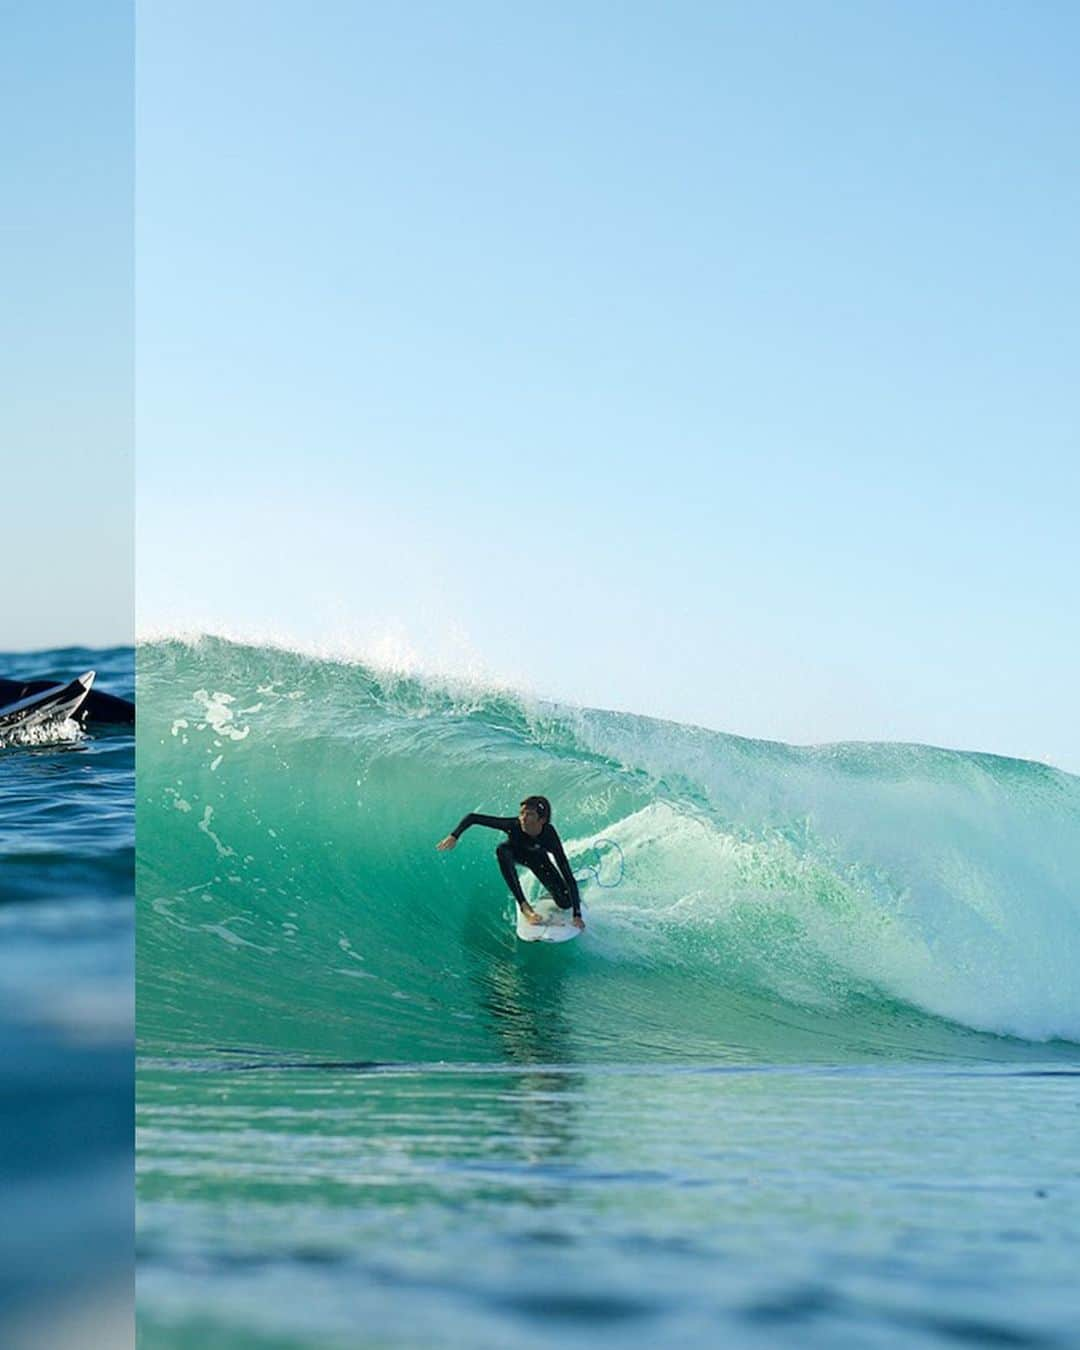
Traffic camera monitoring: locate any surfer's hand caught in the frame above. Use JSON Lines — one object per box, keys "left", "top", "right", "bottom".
{"left": 572, "top": 915, "right": 585, "bottom": 930}
{"left": 436, "top": 835, "right": 457, "bottom": 851}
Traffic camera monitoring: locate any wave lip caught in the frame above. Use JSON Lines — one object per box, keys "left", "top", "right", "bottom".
{"left": 137, "top": 635, "right": 1080, "bottom": 1060}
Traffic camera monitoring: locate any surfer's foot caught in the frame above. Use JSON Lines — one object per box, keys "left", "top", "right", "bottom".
{"left": 520, "top": 905, "right": 542, "bottom": 924}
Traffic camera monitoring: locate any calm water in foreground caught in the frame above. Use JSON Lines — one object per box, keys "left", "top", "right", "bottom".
{"left": 138, "top": 1058, "right": 1079, "bottom": 1349}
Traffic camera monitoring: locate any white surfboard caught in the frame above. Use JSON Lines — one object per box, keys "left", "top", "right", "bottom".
{"left": 515, "top": 895, "right": 584, "bottom": 943}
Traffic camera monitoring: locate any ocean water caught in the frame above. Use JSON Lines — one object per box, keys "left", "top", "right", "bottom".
{"left": 137, "top": 636, "right": 1080, "bottom": 1348}
{"left": 0, "top": 646, "right": 134, "bottom": 1347}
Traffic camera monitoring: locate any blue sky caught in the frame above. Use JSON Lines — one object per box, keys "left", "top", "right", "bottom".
{"left": 2, "top": 2, "right": 132, "bottom": 651}
{"left": 137, "top": 2, "right": 1079, "bottom": 770}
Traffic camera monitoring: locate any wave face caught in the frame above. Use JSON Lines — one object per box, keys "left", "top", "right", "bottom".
{"left": 137, "top": 637, "right": 1080, "bottom": 1063}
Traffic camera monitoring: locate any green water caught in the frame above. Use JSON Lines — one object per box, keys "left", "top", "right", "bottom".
{"left": 137, "top": 637, "right": 1080, "bottom": 1346}
{"left": 138, "top": 1060, "right": 1079, "bottom": 1348}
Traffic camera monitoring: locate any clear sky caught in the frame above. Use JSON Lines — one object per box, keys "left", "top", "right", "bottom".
{"left": 2, "top": 2, "right": 133, "bottom": 651}
{"left": 137, "top": 2, "right": 1079, "bottom": 771}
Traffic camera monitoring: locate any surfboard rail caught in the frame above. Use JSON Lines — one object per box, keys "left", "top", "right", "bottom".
{"left": 515, "top": 895, "right": 585, "bottom": 943}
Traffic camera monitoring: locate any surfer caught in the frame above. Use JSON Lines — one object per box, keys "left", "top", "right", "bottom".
{"left": 436, "top": 796, "right": 585, "bottom": 930}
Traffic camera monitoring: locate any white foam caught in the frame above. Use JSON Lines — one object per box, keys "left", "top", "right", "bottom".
{"left": 575, "top": 798, "right": 1080, "bottom": 1044}
{"left": 0, "top": 717, "right": 85, "bottom": 748}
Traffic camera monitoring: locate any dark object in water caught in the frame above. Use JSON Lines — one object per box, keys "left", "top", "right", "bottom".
{"left": 0, "top": 672, "right": 95, "bottom": 732}
{"left": 0, "top": 675, "right": 134, "bottom": 726}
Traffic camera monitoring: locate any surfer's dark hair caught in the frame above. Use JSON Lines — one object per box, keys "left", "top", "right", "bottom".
{"left": 520, "top": 795, "right": 551, "bottom": 820}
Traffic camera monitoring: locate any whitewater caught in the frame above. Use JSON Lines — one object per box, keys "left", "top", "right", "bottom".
{"left": 137, "top": 635, "right": 1080, "bottom": 1349}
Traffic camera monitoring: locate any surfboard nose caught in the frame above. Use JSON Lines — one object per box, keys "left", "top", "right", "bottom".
{"left": 78, "top": 670, "right": 96, "bottom": 690}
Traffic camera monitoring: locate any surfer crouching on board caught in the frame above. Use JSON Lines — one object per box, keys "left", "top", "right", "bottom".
{"left": 436, "top": 796, "right": 584, "bottom": 930}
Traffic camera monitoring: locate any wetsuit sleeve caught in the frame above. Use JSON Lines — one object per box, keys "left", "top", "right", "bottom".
{"left": 547, "top": 827, "right": 582, "bottom": 916}
{"left": 451, "top": 814, "right": 515, "bottom": 839}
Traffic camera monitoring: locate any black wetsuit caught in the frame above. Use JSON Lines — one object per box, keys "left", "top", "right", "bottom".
{"left": 451, "top": 814, "right": 582, "bottom": 918}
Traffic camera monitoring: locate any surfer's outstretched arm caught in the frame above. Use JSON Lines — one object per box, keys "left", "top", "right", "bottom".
{"left": 435, "top": 814, "right": 515, "bottom": 851}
